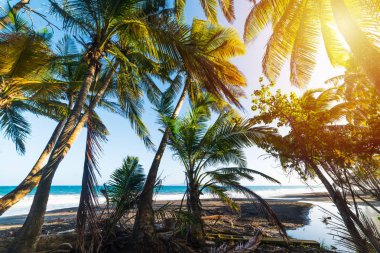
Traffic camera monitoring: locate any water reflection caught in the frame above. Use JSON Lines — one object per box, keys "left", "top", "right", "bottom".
{"left": 287, "top": 201, "right": 380, "bottom": 252}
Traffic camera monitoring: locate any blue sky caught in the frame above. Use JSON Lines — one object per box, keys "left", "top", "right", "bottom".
{"left": 0, "top": 0, "right": 343, "bottom": 186}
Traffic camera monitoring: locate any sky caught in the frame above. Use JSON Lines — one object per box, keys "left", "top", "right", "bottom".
{"left": 0, "top": 0, "right": 344, "bottom": 186}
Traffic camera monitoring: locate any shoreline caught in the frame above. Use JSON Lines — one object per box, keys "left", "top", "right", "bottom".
{"left": 2, "top": 192, "right": 378, "bottom": 251}
{"left": 0, "top": 192, "right": 330, "bottom": 237}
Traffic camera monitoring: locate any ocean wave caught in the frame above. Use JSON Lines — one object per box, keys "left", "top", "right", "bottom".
{"left": 0, "top": 185, "right": 326, "bottom": 217}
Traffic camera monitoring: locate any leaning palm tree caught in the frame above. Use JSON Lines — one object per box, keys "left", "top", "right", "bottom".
{"left": 0, "top": 25, "right": 66, "bottom": 154}
{"left": 0, "top": 34, "right": 88, "bottom": 216}
{"left": 244, "top": 0, "right": 380, "bottom": 89}
{"left": 132, "top": 19, "right": 246, "bottom": 249}
{"left": 76, "top": 48, "right": 164, "bottom": 252}
{"left": 165, "top": 97, "right": 285, "bottom": 247}
{"left": 9, "top": 0, "right": 174, "bottom": 252}
{"left": 0, "top": 17, "right": 83, "bottom": 215}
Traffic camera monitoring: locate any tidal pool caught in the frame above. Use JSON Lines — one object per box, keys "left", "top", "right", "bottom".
{"left": 287, "top": 201, "right": 380, "bottom": 252}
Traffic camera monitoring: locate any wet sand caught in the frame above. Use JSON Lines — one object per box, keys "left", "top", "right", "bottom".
{"left": 0, "top": 196, "right": 316, "bottom": 238}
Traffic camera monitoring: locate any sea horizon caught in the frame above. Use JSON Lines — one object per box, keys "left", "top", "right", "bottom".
{"left": 0, "top": 185, "right": 327, "bottom": 217}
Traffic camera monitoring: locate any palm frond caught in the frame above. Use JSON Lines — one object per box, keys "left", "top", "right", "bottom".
{"left": 0, "top": 32, "right": 53, "bottom": 78}
{"left": 205, "top": 184, "right": 239, "bottom": 212}
{"left": 211, "top": 167, "right": 281, "bottom": 184}
{"left": 232, "top": 185, "right": 287, "bottom": 238}
{"left": 77, "top": 110, "right": 106, "bottom": 253}
{"left": 0, "top": 106, "right": 30, "bottom": 154}
{"left": 290, "top": 0, "right": 320, "bottom": 87}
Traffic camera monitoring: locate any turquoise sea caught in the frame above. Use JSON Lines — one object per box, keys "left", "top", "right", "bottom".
{"left": 3, "top": 185, "right": 380, "bottom": 252}
{"left": 0, "top": 185, "right": 326, "bottom": 217}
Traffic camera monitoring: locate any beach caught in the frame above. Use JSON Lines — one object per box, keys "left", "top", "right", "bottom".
{"left": 0, "top": 199, "right": 313, "bottom": 237}
{"left": 1, "top": 187, "right": 379, "bottom": 252}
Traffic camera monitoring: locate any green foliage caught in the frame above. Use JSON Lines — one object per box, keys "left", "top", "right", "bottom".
{"left": 0, "top": 25, "right": 70, "bottom": 154}
{"left": 243, "top": 0, "right": 380, "bottom": 87}
{"left": 0, "top": 104, "right": 30, "bottom": 154}
{"left": 166, "top": 96, "right": 286, "bottom": 243}
{"left": 250, "top": 77, "right": 380, "bottom": 251}
{"left": 106, "top": 156, "right": 145, "bottom": 210}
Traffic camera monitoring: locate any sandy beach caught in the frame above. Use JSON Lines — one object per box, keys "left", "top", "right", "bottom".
{"left": 0, "top": 194, "right": 321, "bottom": 238}
{"left": 1, "top": 192, "right": 379, "bottom": 252}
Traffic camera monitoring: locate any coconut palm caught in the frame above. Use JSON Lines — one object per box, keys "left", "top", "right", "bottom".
{"left": 9, "top": 1, "right": 174, "bottom": 251}
{"left": 244, "top": 0, "right": 380, "bottom": 89}
{"left": 132, "top": 19, "right": 246, "bottom": 249}
{"left": 0, "top": 17, "right": 84, "bottom": 215}
{"left": 76, "top": 50, "right": 165, "bottom": 251}
{"left": 0, "top": 33, "right": 91, "bottom": 216}
{"left": 78, "top": 156, "right": 146, "bottom": 252}
{"left": 165, "top": 97, "right": 285, "bottom": 247}
{"left": 0, "top": 25, "right": 66, "bottom": 154}
{"left": 0, "top": 0, "right": 30, "bottom": 30}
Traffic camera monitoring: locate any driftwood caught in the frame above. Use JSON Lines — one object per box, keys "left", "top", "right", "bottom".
{"left": 0, "top": 232, "right": 76, "bottom": 253}
{"left": 261, "top": 237, "right": 320, "bottom": 247}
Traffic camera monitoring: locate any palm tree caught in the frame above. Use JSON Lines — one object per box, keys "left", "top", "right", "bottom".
{"left": 132, "top": 19, "right": 247, "bottom": 250}
{"left": 0, "top": 16, "right": 79, "bottom": 215}
{"left": 0, "top": 0, "right": 30, "bottom": 30}
{"left": 76, "top": 49, "right": 165, "bottom": 251}
{"left": 0, "top": 25, "right": 65, "bottom": 154}
{"left": 78, "top": 156, "right": 146, "bottom": 252}
{"left": 9, "top": 0, "right": 174, "bottom": 251}
{"left": 165, "top": 97, "right": 285, "bottom": 247}
{"left": 0, "top": 34, "right": 87, "bottom": 216}
{"left": 244, "top": 0, "right": 380, "bottom": 89}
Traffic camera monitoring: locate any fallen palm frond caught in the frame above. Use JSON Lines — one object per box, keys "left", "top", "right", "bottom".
{"left": 320, "top": 207, "right": 379, "bottom": 252}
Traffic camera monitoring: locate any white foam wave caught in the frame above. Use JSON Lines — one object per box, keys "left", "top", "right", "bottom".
{"left": 0, "top": 186, "right": 326, "bottom": 217}
{"left": 1, "top": 194, "right": 106, "bottom": 217}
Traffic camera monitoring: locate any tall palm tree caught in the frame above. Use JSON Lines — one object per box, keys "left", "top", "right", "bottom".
{"left": 9, "top": 0, "right": 174, "bottom": 251}
{"left": 0, "top": 16, "right": 82, "bottom": 215}
{"left": 0, "top": 34, "right": 87, "bottom": 216}
{"left": 244, "top": 0, "right": 380, "bottom": 89}
{"left": 132, "top": 19, "right": 247, "bottom": 250}
{"left": 76, "top": 47, "right": 165, "bottom": 251}
{"left": 166, "top": 98, "right": 285, "bottom": 247}
{"left": 0, "top": 26, "right": 66, "bottom": 154}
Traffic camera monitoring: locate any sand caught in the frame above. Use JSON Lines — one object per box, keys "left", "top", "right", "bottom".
{"left": 0, "top": 196, "right": 319, "bottom": 238}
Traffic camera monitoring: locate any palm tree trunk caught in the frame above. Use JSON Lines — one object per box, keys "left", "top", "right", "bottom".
{"left": 330, "top": 0, "right": 380, "bottom": 92}
{"left": 187, "top": 179, "right": 204, "bottom": 248}
{"left": 0, "top": 118, "right": 66, "bottom": 216}
{"left": 305, "top": 158, "right": 368, "bottom": 252}
{"left": 132, "top": 82, "right": 189, "bottom": 250}
{"left": 0, "top": 0, "right": 30, "bottom": 29}
{"left": 76, "top": 66, "right": 117, "bottom": 252}
{"left": 8, "top": 59, "right": 99, "bottom": 253}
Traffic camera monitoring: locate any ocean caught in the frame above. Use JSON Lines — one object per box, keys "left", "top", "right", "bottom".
{"left": 0, "top": 185, "right": 326, "bottom": 217}
{"left": 4, "top": 185, "right": 380, "bottom": 251}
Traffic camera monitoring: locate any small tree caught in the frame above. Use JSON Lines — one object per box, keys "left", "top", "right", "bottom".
{"left": 251, "top": 82, "right": 380, "bottom": 251}
{"left": 166, "top": 97, "right": 286, "bottom": 247}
